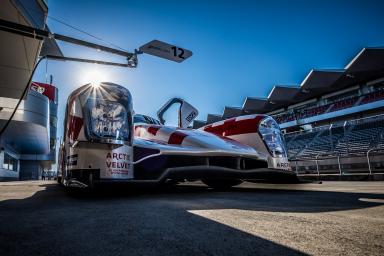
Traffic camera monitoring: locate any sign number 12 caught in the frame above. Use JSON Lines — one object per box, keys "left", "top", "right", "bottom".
{"left": 171, "top": 46, "right": 185, "bottom": 59}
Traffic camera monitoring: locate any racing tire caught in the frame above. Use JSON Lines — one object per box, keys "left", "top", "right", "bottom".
{"left": 202, "top": 179, "right": 243, "bottom": 190}
{"left": 88, "top": 173, "right": 94, "bottom": 189}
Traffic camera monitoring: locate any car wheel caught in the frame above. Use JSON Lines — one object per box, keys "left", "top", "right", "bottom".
{"left": 88, "top": 173, "right": 94, "bottom": 189}
{"left": 202, "top": 179, "right": 243, "bottom": 190}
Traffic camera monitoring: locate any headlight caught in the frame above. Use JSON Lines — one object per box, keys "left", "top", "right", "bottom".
{"left": 89, "top": 100, "right": 128, "bottom": 140}
{"left": 258, "top": 116, "right": 287, "bottom": 158}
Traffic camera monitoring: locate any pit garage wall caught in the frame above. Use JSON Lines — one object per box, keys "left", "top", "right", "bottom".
{"left": 19, "top": 160, "right": 42, "bottom": 180}
{"left": 0, "top": 90, "right": 50, "bottom": 180}
{"left": 0, "top": 150, "right": 20, "bottom": 181}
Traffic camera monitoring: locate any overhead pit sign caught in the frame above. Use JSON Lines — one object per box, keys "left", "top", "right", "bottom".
{"left": 139, "top": 40, "right": 193, "bottom": 63}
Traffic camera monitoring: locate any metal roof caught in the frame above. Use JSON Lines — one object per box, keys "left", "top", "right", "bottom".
{"left": 292, "top": 69, "right": 345, "bottom": 102}
{"left": 206, "top": 114, "right": 222, "bottom": 124}
{"left": 242, "top": 97, "right": 268, "bottom": 113}
{"left": 345, "top": 47, "right": 384, "bottom": 72}
{"left": 195, "top": 47, "right": 384, "bottom": 127}
{"left": 268, "top": 85, "right": 300, "bottom": 103}
{"left": 222, "top": 106, "right": 244, "bottom": 119}
{"left": 300, "top": 70, "right": 344, "bottom": 92}
{"left": 192, "top": 120, "right": 206, "bottom": 129}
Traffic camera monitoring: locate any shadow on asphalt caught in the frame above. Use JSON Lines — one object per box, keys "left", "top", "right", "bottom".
{"left": 0, "top": 182, "right": 383, "bottom": 256}
{"left": 3, "top": 182, "right": 384, "bottom": 212}
{"left": 61, "top": 182, "right": 384, "bottom": 213}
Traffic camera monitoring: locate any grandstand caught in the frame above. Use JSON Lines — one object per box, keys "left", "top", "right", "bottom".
{"left": 193, "top": 47, "right": 384, "bottom": 176}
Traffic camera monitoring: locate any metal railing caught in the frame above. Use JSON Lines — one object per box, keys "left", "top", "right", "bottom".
{"left": 285, "top": 114, "right": 384, "bottom": 160}
{"left": 367, "top": 148, "right": 384, "bottom": 175}
{"left": 290, "top": 148, "right": 384, "bottom": 176}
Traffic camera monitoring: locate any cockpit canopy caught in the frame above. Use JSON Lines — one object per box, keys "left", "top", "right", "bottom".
{"left": 66, "top": 82, "right": 133, "bottom": 144}
{"left": 86, "top": 98, "right": 129, "bottom": 141}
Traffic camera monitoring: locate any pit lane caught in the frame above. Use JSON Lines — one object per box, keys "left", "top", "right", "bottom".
{"left": 0, "top": 181, "right": 383, "bottom": 255}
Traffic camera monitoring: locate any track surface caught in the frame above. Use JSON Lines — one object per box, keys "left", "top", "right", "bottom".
{"left": 0, "top": 181, "right": 383, "bottom": 256}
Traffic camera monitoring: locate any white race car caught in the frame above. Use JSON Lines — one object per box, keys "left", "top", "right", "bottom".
{"left": 58, "top": 82, "right": 296, "bottom": 189}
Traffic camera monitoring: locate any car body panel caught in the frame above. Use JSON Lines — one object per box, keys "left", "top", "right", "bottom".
{"left": 59, "top": 83, "right": 295, "bottom": 187}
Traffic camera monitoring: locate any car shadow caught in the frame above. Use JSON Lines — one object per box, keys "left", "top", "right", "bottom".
{"left": 0, "top": 182, "right": 383, "bottom": 256}
{"left": 63, "top": 181, "right": 384, "bottom": 213}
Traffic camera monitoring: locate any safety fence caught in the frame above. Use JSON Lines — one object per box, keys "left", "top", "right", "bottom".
{"left": 286, "top": 114, "right": 384, "bottom": 157}
{"left": 285, "top": 114, "right": 384, "bottom": 176}
{"left": 290, "top": 148, "right": 384, "bottom": 176}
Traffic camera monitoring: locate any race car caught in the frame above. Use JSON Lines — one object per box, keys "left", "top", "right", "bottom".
{"left": 57, "top": 82, "right": 297, "bottom": 189}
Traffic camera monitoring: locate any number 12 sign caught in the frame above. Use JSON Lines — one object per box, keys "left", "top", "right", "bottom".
{"left": 139, "top": 40, "right": 193, "bottom": 63}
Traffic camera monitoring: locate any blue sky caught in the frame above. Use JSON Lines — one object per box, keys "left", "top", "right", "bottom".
{"left": 34, "top": 0, "right": 384, "bottom": 136}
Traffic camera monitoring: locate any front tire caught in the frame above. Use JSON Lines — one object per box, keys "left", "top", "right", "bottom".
{"left": 88, "top": 173, "right": 94, "bottom": 189}
{"left": 202, "top": 179, "right": 243, "bottom": 190}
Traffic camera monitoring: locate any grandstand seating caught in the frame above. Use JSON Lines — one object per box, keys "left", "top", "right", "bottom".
{"left": 286, "top": 115, "right": 384, "bottom": 159}
{"left": 361, "top": 90, "right": 384, "bottom": 104}
{"left": 273, "top": 112, "right": 295, "bottom": 123}
{"left": 273, "top": 90, "right": 384, "bottom": 124}
{"left": 285, "top": 130, "right": 322, "bottom": 158}
{"left": 296, "top": 105, "right": 328, "bottom": 119}
{"left": 329, "top": 96, "right": 358, "bottom": 112}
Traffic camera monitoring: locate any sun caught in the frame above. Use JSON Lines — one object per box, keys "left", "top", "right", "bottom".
{"left": 82, "top": 68, "right": 108, "bottom": 88}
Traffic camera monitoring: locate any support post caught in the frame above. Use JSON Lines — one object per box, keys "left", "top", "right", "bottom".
{"left": 337, "top": 154, "right": 342, "bottom": 176}
{"left": 315, "top": 154, "right": 320, "bottom": 176}
{"left": 367, "top": 149, "right": 374, "bottom": 176}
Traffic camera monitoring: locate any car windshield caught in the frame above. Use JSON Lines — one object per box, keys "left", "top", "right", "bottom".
{"left": 134, "top": 114, "right": 160, "bottom": 125}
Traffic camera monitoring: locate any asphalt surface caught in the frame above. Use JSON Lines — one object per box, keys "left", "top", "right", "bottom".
{"left": 0, "top": 181, "right": 383, "bottom": 256}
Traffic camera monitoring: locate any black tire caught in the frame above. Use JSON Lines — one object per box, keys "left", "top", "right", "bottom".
{"left": 202, "top": 179, "right": 243, "bottom": 190}
{"left": 88, "top": 173, "right": 94, "bottom": 189}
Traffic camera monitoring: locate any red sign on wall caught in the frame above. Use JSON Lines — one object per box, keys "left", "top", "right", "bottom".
{"left": 30, "top": 82, "right": 57, "bottom": 102}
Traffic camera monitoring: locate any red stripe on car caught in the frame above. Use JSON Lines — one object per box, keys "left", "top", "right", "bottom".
{"left": 67, "top": 115, "right": 83, "bottom": 140}
{"left": 203, "top": 115, "right": 265, "bottom": 136}
{"left": 134, "top": 126, "right": 143, "bottom": 137}
{"left": 147, "top": 126, "right": 161, "bottom": 136}
{"left": 224, "top": 116, "right": 265, "bottom": 136}
{"left": 168, "top": 131, "right": 188, "bottom": 145}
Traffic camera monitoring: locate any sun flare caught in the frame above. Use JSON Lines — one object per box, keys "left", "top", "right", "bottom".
{"left": 82, "top": 68, "right": 108, "bottom": 88}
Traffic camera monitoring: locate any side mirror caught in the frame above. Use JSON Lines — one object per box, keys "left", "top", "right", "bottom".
{"left": 157, "top": 98, "right": 198, "bottom": 128}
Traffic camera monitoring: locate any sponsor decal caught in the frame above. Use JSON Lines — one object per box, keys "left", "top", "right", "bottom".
{"left": 276, "top": 162, "right": 290, "bottom": 169}
{"left": 185, "top": 111, "right": 197, "bottom": 123}
{"left": 30, "top": 82, "right": 56, "bottom": 102}
{"left": 105, "top": 151, "right": 131, "bottom": 177}
{"left": 269, "top": 157, "right": 291, "bottom": 170}
{"left": 31, "top": 84, "right": 45, "bottom": 94}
